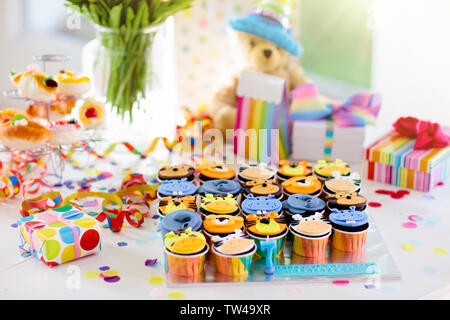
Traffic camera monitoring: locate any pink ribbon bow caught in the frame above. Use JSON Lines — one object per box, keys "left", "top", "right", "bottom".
{"left": 329, "top": 92, "right": 382, "bottom": 127}
{"left": 393, "top": 117, "right": 450, "bottom": 150}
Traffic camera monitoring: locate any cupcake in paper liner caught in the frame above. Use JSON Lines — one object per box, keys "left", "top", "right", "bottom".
{"left": 164, "top": 228, "right": 208, "bottom": 277}
{"left": 282, "top": 194, "right": 326, "bottom": 224}
{"left": 281, "top": 175, "right": 322, "bottom": 197}
{"left": 245, "top": 212, "right": 288, "bottom": 259}
{"left": 211, "top": 229, "right": 257, "bottom": 277}
{"left": 197, "top": 179, "right": 243, "bottom": 199}
{"left": 157, "top": 209, "right": 202, "bottom": 237}
{"left": 240, "top": 194, "right": 282, "bottom": 218}
{"left": 329, "top": 206, "right": 369, "bottom": 252}
{"left": 242, "top": 179, "right": 283, "bottom": 200}
{"left": 156, "top": 178, "right": 197, "bottom": 199}
{"left": 237, "top": 164, "right": 276, "bottom": 184}
{"left": 157, "top": 164, "right": 195, "bottom": 182}
{"left": 203, "top": 214, "right": 244, "bottom": 246}
{"left": 314, "top": 159, "right": 351, "bottom": 181}
{"left": 276, "top": 160, "right": 312, "bottom": 183}
{"left": 199, "top": 194, "right": 241, "bottom": 219}
{"left": 158, "top": 196, "right": 197, "bottom": 219}
{"left": 197, "top": 163, "right": 236, "bottom": 184}
{"left": 326, "top": 192, "right": 367, "bottom": 215}
{"left": 289, "top": 214, "right": 332, "bottom": 257}
{"left": 322, "top": 172, "right": 361, "bottom": 198}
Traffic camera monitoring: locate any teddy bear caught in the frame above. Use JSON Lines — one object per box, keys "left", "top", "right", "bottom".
{"left": 209, "top": 9, "right": 310, "bottom": 134}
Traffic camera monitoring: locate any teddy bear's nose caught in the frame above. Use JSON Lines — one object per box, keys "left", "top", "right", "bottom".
{"left": 263, "top": 49, "right": 272, "bottom": 58}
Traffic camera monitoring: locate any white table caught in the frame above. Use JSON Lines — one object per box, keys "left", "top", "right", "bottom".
{"left": 0, "top": 148, "right": 449, "bottom": 300}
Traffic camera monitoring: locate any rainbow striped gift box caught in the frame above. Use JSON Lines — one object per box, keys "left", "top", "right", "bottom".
{"left": 234, "top": 71, "right": 292, "bottom": 163}
{"left": 363, "top": 130, "right": 450, "bottom": 191}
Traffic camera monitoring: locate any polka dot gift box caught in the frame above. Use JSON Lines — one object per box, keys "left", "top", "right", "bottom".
{"left": 17, "top": 205, "right": 102, "bottom": 267}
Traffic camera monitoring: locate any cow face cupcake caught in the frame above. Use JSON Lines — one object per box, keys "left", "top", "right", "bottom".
{"left": 237, "top": 164, "right": 276, "bottom": 184}
{"left": 156, "top": 178, "right": 197, "bottom": 199}
{"left": 158, "top": 196, "right": 197, "bottom": 218}
{"left": 314, "top": 159, "right": 351, "bottom": 181}
{"left": 327, "top": 192, "right": 367, "bottom": 212}
{"left": 289, "top": 216, "right": 332, "bottom": 257}
{"left": 164, "top": 228, "right": 208, "bottom": 277}
{"left": 157, "top": 209, "right": 202, "bottom": 237}
{"left": 197, "top": 163, "right": 236, "bottom": 183}
{"left": 240, "top": 194, "right": 282, "bottom": 217}
{"left": 158, "top": 164, "right": 195, "bottom": 182}
{"left": 245, "top": 212, "right": 288, "bottom": 258}
{"left": 276, "top": 160, "right": 312, "bottom": 182}
{"left": 199, "top": 194, "right": 240, "bottom": 218}
{"left": 243, "top": 179, "right": 283, "bottom": 199}
{"left": 212, "top": 230, "right": 257, "bottom": 277}
{"left": 197, "top": 179, "right": 243, "bottom": 199}
{"left": 329, "top": 207, "right": 369, "bottom": 252}
{"left": 282, "top": 194, "right": 326, "bottom": 222}
{"left": 203, "top": 214, "right": 244, "bottom": 245}
{"left": 322, "top": 172, "right": 361, "bottom": 197}
{"left": 281, "top": 176, "right": 322, "bottom": 197}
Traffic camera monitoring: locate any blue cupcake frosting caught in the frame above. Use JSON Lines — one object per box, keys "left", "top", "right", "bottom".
{"left": 329, "top": 207, "right": 368, "bottom": 228}
{"left": 198, "top": 179, "right": 243, "bottom": 196}
{"left": 241, "top": 194, "right": 282, "bottom": 215}
{"left": 282, "top": 194, "right": 325, "bottom": 215}
{"left": 157, "top": 209, "right": 202, "bottom": 236}
{"left": 157, "top": 178, "right": 197, "bottom": 197}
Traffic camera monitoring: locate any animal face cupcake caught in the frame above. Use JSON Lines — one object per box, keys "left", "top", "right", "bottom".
{"left": 164, "top": 228, "right": 208, "bottom": 277}
{"left": 326, "top": 192, "right": 367, "bottom": 213}
{"left": 157, "top": 209, "right": 202, "bottom": 236}
{"left": 281, "top": 175, "right": 322, "bottom": 197}
{"left": 199, "top": 194, "right": 240, "bottom": 218}
{"left": 158, "top": 164, "right": 195, "bottom": 182}
{"left": 245, "top": 212, "right": 288, "bottom": 258}
{"left": 243, "top": 179, "right": 283, "bottom": 199}
{"left": 240, "top": 194, "right": 282, "bottom": 217}
{"left": 197, "top": 163, "right": 236, "bottom": 183}
{"left": 203, "top": 214, "right": 244, "bottom": 245}
{"left": 314, "top": 159, "right": 351, "bottom": 181}
{"left": 158, "top": 196, "right": 197, "bottom": 217}
{"left": 282, "top": 194, "right": 326, "bottom": 222}
{"left": 156, "top": 178, "right": 197, "bottom": 199}
{"left": 329, "top": 207, "right": 369, "bottom": 252}
{"left": 322, "top": 172, "right": 361, "bottom": 197}
{"left": 212, "top": 230, "right": 257, "bottom": 277}
{"left": 276, "top": 160, "right": 312, "bottom": 182}
{"left": 289, "top": 216, "right": 332, "bottom": 257}
{"left": 197, "top": 179, "right": 243, "bottom": 198}
{"left": 237, "top": 164, "right": 276, "bottom": 184}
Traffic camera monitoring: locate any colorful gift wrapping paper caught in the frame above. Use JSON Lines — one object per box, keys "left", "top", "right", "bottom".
{"left": 17, "top": 205, "right": 102, "bottom": 266}
{"left": 363, "top": 130, "right": 450, "bottom": 191}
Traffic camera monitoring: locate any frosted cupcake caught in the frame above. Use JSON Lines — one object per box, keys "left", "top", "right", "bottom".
{"left": 245, "top": 212, "right": 288, "bottom": 258}
{"left": 276, "top": 160, "right": 312, "bottom": 183}
{"left": 197, "top": 179, "right": 243, "bottom": 199}
{"left": 197, "top": 163, "right": 236, "bottom": 184}
{"left": 158, "top": 196, "right": 197, "bottom": 218}
{"left": 314, "top": 159, "right": 351, "bottom": 181}
{"left": 290, "top": 215, "right": 332, "bottom": 257}
{"left": 281, "top": 175, "right": 322, "bottom": 197}
{"left": 326, "top": 192, "right": 367, "bottom": 213}
{"left": 282, "top": 194, "right": 326, "bottom": 223}
{"left": 156, "top": 178, "right": 197, "bottom": 199}
{"left": 240, "top": 194, "right": 282, "bottom": 218}
{"left": 164, "top": 228, "right": 208, "bottom": 277}
{"left": 243, "top": 179, "right": 283, "bottom": 200}
{"left": 199, "top": 194, "right": 241, "bottom": 218}
{"left": 157, "top": 209, "right": 202, "bottom": 237}
{"left": 157, "top": 164, "right": 195, "bottom": 182}
{"left": 237, "top": 164, "right": 276, "bottom": 184}
{"left": 211, "top": 230, "right": 257, "bottom": 277}
{"left": 322, "top": 172, "right": 361, "bottom": 198}
{"left": 203, "top": 214, "right": 244, "bottom": 246}
{"left": 329, "top": 207, "right": 369, "bottom": 252}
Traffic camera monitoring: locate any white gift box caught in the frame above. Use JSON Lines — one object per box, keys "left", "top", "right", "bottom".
{"left": 291, "top": 120, "right": 366, "bottom": 163}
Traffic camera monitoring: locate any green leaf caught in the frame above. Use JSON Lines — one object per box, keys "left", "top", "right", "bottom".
{"left": 110, "top": 4, "right": 122, "bottom": 29}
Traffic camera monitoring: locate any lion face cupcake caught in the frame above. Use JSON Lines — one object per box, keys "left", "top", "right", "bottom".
{"left": 237, "top": 164, "right": 276, "bottom": 184}
{"left": 203, "top": 214, "right": 244, "bottom": 245}
{"left": 197, "top": 163, "right": 236, "bottom": 183}
{"left": 276, "top": 160, "right": 312, "bottom": 182}
{"left": 281, "top": 175, "right": 322, "bottom": 197}
{"left": 158, "top": 195, "right": 197, "bottom": 217}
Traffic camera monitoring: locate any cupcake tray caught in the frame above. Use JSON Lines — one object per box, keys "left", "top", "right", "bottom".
{"left": 154, "top": 202, "right": 401, "bottom": 287}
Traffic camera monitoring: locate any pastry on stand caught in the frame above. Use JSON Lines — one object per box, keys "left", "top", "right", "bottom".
{"left": 48, "top": 119, "right": 83, "bottom": 146}
{"left": 0, "top": 114, "right": 50, "bottom": 150}
{"left": 79, "top": 98, "right": 106, "bottom": 129}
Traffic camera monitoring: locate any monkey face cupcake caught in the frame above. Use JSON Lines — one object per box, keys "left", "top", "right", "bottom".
{"left": 326, "top": 192, "right": 367, "bottom": 212}
{"left": 314, "top": 159, "right": 351, "bottom": 181}
{"left": 197, "top": 179, "right": 243, "bottom": 199}
{"left": 276, "top": 160, "right": 312, "bottom": 182}
{"left": 158, "top": 164, "right": 195, "bottom": 182}
{"left": 237, "top": 164, "right": 276, "bottom": 184}
{"left": 322, "top": 172, "right": 361, "bottom": 197}
{"left": 156, "top": 178, "right": 197, "bottom": 199}
{"left": 197, "top": 163, "right": 236, "bottom": 183}
{"left": 243, "top": 179, "right": 283, "bottom": 200}
{"left": 199, "top": 194, "right": 240, "bottom": 218}
{"left": 281, "top": 175, "right": 322, "bottom": 197}
{"left": 240, "top": 194, "right": 282, "bottom": 217}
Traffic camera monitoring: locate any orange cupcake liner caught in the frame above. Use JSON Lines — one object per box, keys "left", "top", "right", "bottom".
{"left": 164, "top": 244, "right": 208, "bottom": 277}
{"left": 291, "top": 230, "right": 330, "bottom": 257}
{"left": 212, "top": 245, "right": 256, "bottom": 277}
{"left": 331, "top": 227, "right": 368, "bottom": 252}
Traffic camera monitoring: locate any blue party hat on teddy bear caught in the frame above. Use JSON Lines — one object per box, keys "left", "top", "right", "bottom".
{"left": 229, "top": 0, "right": 303, "bottom": 57}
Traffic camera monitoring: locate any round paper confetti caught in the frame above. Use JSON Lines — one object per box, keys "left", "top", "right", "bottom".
{"left": 101, "top": 270, "right": 119, "bottom": 278}
{"left": 332, "top": 280, "right": 349, "bottom": 286}
{"left": 104, "top": 276, "right": 120, "bottom": 283}
{"left": 145, "top": 259, "right": 158, "bottom": 267}
{"left": 148, "top": 276, "right": 165, "bottom": 285}
{"left": 117, "top": 242, "right": 128, "bottom": 247}
{"left": 10, "top": 223, "right": 17, "bottom": 228}
{"left": 84, "top": 271, "right": 100, "bottom": 279}
{"left": 408, "top": 215, "right": 422, "bottom": 222}
{"left": 168, "top": 291, "right": 185, "bottom": 300}
{"left": 422, "top": 267, "right": 437, "bottom": 275}
{"left": 368, "top": 202, "right": 382, "bottom": 208}
{"left": 402, "top": 222, "right": 417, "bottom": 229}
{"left": 401, "top": 243, "right": 416, "bottom": 251}
{"left": 432, "top": 248, "right": 448, "bottom": 255}
{"left": 99, "top": 266, "right": 110, "bottom": 271}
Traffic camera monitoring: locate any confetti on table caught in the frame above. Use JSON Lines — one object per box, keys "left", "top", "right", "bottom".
{"left": 104, "top": 276, "right": 121, "bottom": 283}
{"left": 437, "top": 181, "right": 444, "bottom": 186}
{"left": 168, "top": 291, "right": 185, "bottom": 300}
{"left": 408, "top": 215, "right": 423, "bottom": 222}
{"left": 148, "top": 276, "right": 165, "bottom": 285}
{"left": 101, "top": 270, "right": 119, "bottom": 278}
{"left": 368, "top": 202, "right": 382, "bottom": 208}
{"left": 422, "top": 194, "right": 435, "bottom": 200}
{"left": 364, "top": 284, "right": 376, "bottom": 289}
{"left": 84, "top": 271, "right": 100, "bottom": 279}
{"left": 99, "top": 266, "right": 110, "bottom": 271}
{"left": 10, "top": 223, "right": 18, "bottom": 228}
{"left": 145, "top": 259, "right": 158, "bottom": 267}
{"left": 332, "top": 280, "right": 349, "bottom": 286}
{"left": 402, "top": 222, "right": 417, "bottom": 229}
{"left": 422, "top": 267, "right": 437, "bottom": 275}
{"left": 117, "top": 242, "right": 128, "bottom": 247}
{"left": 432, "top": 248, "right": 448, "bottom": 255}
{"left": 401, "top": 243, "right": 416, "bottom": 251}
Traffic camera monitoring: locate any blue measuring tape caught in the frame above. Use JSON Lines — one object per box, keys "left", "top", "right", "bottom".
{"left": 274, "top": 262, "right": 380, "bottom": 277}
